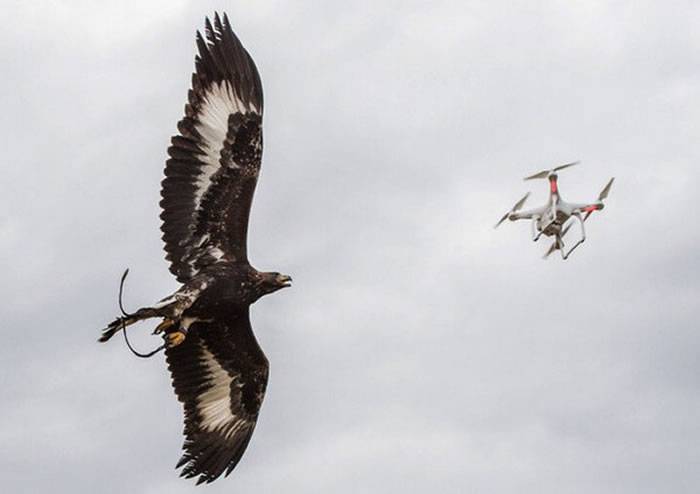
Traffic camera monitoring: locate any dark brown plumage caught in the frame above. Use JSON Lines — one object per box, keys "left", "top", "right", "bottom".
{"left": 99, "top": 13, "right": 291, "bottom": 484}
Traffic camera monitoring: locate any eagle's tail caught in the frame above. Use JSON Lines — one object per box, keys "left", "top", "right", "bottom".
{"left": 98, "top": 307, "right": 160, "bottom": 343}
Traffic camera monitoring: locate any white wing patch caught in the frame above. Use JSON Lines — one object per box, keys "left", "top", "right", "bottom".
{"left": 196, "top": 344, "right": 247, "bottom": 438}
{"left": 193, "top": 81, "right": 261, "bottom": 211}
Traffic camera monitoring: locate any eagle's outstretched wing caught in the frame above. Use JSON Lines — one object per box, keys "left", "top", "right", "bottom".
{"left": 165, "top": 310, "right": 269, "bottom": 484}
{"left": 161, "top": 13, "right": 264, "bottom": 283}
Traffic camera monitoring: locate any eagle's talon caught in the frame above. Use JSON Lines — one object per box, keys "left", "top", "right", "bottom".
{"left": 166, "top": 331, "right": 187, "bottom": 348}
{"left": 154, "top": 318, "right": 176, "bottom": 335}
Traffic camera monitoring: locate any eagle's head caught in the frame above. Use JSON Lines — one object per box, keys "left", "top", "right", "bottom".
{"left": 257, "top": 271, "right": 292, "bottom": 296}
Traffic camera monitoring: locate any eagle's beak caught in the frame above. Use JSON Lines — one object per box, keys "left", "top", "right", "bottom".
{"left": 276, "top": 274, "right": 292, "bottom": 288}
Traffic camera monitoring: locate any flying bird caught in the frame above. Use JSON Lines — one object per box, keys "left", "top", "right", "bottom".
{"left": 99, "top": 13, "right": 291, "bottom": 484}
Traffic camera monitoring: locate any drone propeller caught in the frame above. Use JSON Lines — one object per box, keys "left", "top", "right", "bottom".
{"left": 542, "top": 238, "right": 561, "bottom": 259}
{"left": 584, "top": 177, "right": 615, "bottom": 220}
{"left": 494, "top": 192, "right": 530, "bottom": 228}
{"left": 598, "top": 177, "right": 615, "bottom": 201}
{"left": 523, "top": 161, "right": 579, "bottom": 181}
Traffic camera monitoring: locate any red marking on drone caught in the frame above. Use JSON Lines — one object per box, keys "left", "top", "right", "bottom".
{"left": 549, "top": 179, "right": 558, "bottom": 193}
{"left": 584, "top": 205, "right": 597, "bottom": 212}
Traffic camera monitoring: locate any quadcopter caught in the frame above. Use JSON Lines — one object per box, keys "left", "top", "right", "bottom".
{"left": 495, "top": 162, "right": 614, "bottom": 259}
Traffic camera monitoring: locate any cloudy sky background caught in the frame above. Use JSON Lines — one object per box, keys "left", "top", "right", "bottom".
{"left": 2, "top": 1, "right": 699, "bottom": 492}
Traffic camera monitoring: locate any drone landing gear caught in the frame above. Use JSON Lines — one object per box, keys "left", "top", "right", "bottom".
{"left": 531, "top": 216, "right": 543, "bottom": 242}
{"left": 561, "top": 213, "right": 586, "bottom": 260}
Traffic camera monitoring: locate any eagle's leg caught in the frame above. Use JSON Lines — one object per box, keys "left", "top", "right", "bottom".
{"left": 162, "top": 317, "right": 199, "bottom": 347}
{"left": 99, "top": 307, "right": 167, "bottom": 343}
{"left": 153, "top": 318, "right": 176, "bottom": 335}
{"left": 161, "top": 319, "right": 186, "bottom": 347}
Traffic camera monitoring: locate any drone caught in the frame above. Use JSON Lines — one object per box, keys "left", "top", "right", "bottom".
{"left": 495, "top": 162, "right": 614, "bottom": 259}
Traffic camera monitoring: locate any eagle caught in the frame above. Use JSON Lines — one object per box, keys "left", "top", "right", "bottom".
{"left": 99, "top": 13, "right": 291, "bottom": 484}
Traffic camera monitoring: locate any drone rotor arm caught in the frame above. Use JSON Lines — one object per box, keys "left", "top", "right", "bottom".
{"left": 574, "top": 178, "right": 614, "bottom": 222}
{"left": 511, "top": 205, "right": 546, "bottom": 220}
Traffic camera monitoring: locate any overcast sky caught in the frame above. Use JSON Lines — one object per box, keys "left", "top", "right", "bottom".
{"left": 2, "top": 1, "right": 699, "bottom": 492}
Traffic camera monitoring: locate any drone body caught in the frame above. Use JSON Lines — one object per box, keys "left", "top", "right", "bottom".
{"left": 495, "top": 162, "right": 614, "bottom": 259}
